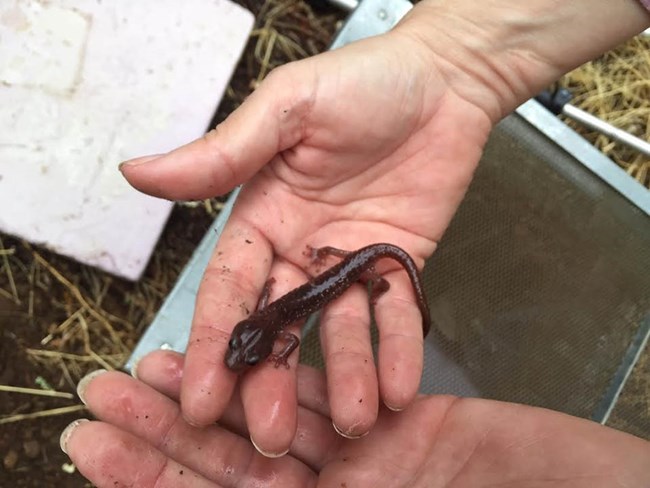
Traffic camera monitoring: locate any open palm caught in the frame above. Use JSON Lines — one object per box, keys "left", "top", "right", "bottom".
{"left": 120, "top": 32, "right": 492, "bottom": 456}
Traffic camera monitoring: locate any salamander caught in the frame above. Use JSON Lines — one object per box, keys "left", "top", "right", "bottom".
{"left": 224, "top": 243, "right": 431, "bottom": 373}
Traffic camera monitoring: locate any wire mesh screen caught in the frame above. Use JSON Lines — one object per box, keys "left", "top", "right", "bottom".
{"left": 299, "top": 113, "right": 650, "bottom": 437}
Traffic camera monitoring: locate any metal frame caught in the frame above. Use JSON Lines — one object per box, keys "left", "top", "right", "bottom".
{"left": 125, "top": 188, "right": 240, "bottom": 370}
{"left": 516, "top": 100, "right": 650, "bottom": 216}
{"left": 592, "top": 316, "right": 650, "bottom": 423}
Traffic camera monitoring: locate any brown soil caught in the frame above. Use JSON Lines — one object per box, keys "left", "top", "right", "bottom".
{"left": 0, "top": 205, "right": 215, "bottom": 487}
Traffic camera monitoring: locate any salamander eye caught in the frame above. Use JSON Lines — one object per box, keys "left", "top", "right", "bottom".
{"left": 245, "top": 354, "right": 260, "bottom": 366}
{"left": 228, "top": 337, "right": 241, "bottom": 351}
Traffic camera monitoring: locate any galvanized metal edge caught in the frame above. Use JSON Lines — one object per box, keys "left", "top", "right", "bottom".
{"left": 329, "top": 0, "right": 412, "bottom": 50}
{"left": 516, "top": 100, "right": 650, "bottom": 216}
{"left": 592, "top": 315, "right": 650, "bottom": 424}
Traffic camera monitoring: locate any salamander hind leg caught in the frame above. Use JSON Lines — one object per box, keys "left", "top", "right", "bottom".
{"left": 304, "top": 245, "right": 351, "bottom": 270}
{"left": 361, "top": 266, "right": 390, "bottom": 304}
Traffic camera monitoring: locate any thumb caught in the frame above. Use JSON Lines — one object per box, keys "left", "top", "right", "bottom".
{"left": 119, "top": 62, "right": 315, "bottom": 200}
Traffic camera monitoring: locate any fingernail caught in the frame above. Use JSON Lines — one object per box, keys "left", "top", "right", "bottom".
{"left": 250, "top": 436, "right": 289, "bottom": 458}
{"left": 332, "top": 421, "right": 370, "bottom": 439}
{"left": 182, "top": 413, "right": 204, "bottom": 428}
{"left": 130, "top": 357, "right": 141, "bottom": 380}
{"left": 118, "top": 154, "right": 163, "bottom": 171}
{"left": 77, "top": 369, "right": 108, "bottom": 405}
{"left": 384, "top": 402, "right": 404, "bottom": 412}
{"left": 60, "top": 419, "right": 89, "bottom": 454}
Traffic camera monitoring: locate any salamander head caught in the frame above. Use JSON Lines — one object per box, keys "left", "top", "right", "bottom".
{"left": 224, "top": 318, "right": 275, "bottom": 373}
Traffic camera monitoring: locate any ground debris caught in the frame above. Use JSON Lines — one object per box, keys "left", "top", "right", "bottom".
{"left": 3, "top": 449, "right": 18, "bottom": 471}
{"left": 560, "top": 35, "right": 650, "bottom": 187}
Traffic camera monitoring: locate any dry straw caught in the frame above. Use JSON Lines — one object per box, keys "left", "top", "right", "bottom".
{"left": 561, "top": 35, "right": 650, "bottom": 187}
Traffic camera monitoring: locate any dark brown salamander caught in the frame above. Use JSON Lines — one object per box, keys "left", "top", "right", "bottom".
{"left": 224, "top": 243, "right": 431, "bottom": 373}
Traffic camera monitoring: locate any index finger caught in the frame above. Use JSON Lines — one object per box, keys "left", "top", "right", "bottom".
{"left": 181, "top": 219, "right": 273, "bottom": 427}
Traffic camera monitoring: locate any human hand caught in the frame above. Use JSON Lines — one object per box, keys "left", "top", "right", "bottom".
{"left": 120, "top": 28, "right": 493, "bottom": 455}
{"left": 62, "top": 350, "right": 650, "bottom": 487}
{"left": 117, "top": 0, "right": 649, "bottom": 455}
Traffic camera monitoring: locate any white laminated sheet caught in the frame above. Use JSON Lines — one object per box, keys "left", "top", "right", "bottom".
{"left": 0, "top": 0, "right": 254, "bottom": 279}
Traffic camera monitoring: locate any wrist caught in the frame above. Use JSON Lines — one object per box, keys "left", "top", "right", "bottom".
{"left": 393, "top": 0, "right": 650, "bottom": 121}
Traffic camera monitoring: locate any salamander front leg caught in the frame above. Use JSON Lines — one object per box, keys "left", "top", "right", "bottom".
{"left": 269, "top": 331, "right": 300, "bottom": 369}
{"left": 256, "top": 277, "right": 276, "bottom": 311}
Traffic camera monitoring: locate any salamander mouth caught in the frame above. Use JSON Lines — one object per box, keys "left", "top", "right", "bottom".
{"left": 224, "top": 349, "right": 249, "bottom": 373}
